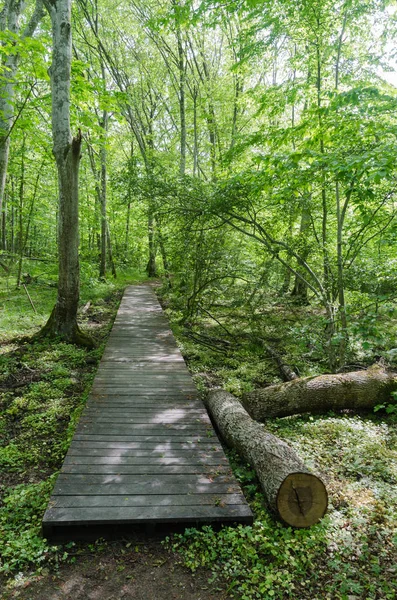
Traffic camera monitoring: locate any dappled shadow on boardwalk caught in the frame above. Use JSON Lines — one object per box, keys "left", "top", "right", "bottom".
{"left": 42, "top": 285, "right": 252, "bottom": 539}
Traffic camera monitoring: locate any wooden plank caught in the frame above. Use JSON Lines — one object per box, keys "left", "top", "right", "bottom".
{"left": 98, "top": 362, "right": 187, "bottom": 370}
{"left": 61, "top": 464, "right": 231, "bottom": 475}
{"left": 56, "top": 473, "right": 233, "bottom": 485}
{"left": 82, "top": 409, "right": 208, "bottom": 416}
{"left": 48, "top": 493, "right": 244, "bottom": 508}
{"left": 53, "top": 482, "right": 241, "bottom": 495}
{"left": 73, "top": 434, "right": 216, "bottom": 442}
{"left": 83, "top": 405, "right": 205, "bottom": 412}
{"left": 78, "top": 418, "right": 211, "bottom": 426}
{"left": 67, "top": 448, "right": 223, "bottom": 458}
{"left": 87, "top": 401, "right": 200, "bottom": 406}
{"left": 89, "top": 395, "right": 199, "bottom": 401}
{"left": 90, "top": 392, "right": 198, "bottom": 398}
{"left": 44, "top": 505, "right": 253, "bottom": 525}
{"left": 70, "top": 439, "right": 223, "bottom": 451}
{"left": 64, "top": 456, "right": 228, "bottom": 466}
{"left": 67, "top": 451, "right": 222, "bottom": 460}
{"left": 66, "top": 448, "right": 224, "bottom": 459}
{"left": 76, "top": 425, "right": 212, "bottom": 434}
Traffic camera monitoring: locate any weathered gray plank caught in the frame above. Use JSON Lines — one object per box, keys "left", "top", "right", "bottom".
{"left": 44, "top": 505, "right": 253, "bottom": 525}
{"left": 70, "top": 441, "right": 221, "bottom": 450}
{"left": 78, "top": 418, "right": 211, "bottom": 426}
{"left": 61, "top": 464, "right": 231, "bottom": 475}
{"left": 64, "top": 456, "right": 228, "bottom": 465}
{"left": 72, "top": 434, "right": 213, "bottom": 442}
{"left": 82, "top": 409, "right": 208, "bottom": 417}
{"left": 76, "top": 426, "right": 212, "bottom": 437}
{"left": 49, "top": 493, "right": 244, "bottom": 508}
{"left": 53, "top": 482, "right": 241, "bottom": 495}
{"left": 67, "top": 448, "right": 223, "bottom": 458}
{"left": 56, "top": 473, "right": 233, "bottom": 485}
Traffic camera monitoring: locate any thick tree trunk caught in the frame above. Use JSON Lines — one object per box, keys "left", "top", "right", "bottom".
{"left": 205, "top": 389, "right": 328, "bottom": 527}
{"left": 243, "top": 366, "right": 397, "bottom": 420}
{"left": 40, "top": 0, "right": 93, "bottom": 347}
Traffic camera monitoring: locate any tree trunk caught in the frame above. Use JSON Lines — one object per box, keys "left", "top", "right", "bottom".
{"left": 99, "top": 109, "right": 108, "bottom": 279}
{"left": 291, "top": 204, "right": 311, "bottom": 304}
{"left": 0, "top": 0, "right": 21, "bottom": 218}
{"left": 205, "top": 389, "right": 328, "bottom": 527}
{"left": 40, "top": 0, "right": 93, "bottom": 347}
{"left": 0, "top": 0, "right": 44, "bottom": 217}
{"left": 172, "top": 0, "right": 186, "bottom": 177}
{"left": 146, "top": 209, "right": 157, "bottom": 277}
{"left": 106, "top": 221, "right": 116, "bottom": 278}
{"left": 243, "top": 365, "right": 397, "bottom": 420}
{"left": 125, "top": 200, "right": 131, "bottom": 253}
{"left": 192, "top": 86, "right": 198, "bottom": 177}
{"left": 1, "top": 189, "right": 6, "bottom": 250}
{"left": 16, "top": 134, "right": 26, "bottom": 288}
{"left": 156, "top": 217, "right": 172, "bottom": 288}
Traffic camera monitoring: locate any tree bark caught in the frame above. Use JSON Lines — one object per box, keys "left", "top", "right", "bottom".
{"left": 106, "top": 221, "right": 116, "bottom": 278}
{"left": 0, "top": 0, "right": 45, "bottom": 219}
{"left": 291, "top": 204, "right": 311, "bottom": 304}
{"left": 146, "top": 208, "right": 157, "bottom": 277}
{"left": 16, "top": 133, "right": 25, "bottom": 288}
{"left": 39, "top": 0, "right": 93, "bottom": 347}
{"left": 172, "top": 0, "right": 186, "bottom": 177}
{"left": 99, "top": 109, "right": 108, "bottom": 279}
{"left": 205, "top": 389, "right": 328, "bottom": 527}
{"left": 243, "top": 365, "right": 397, "bottom": 420}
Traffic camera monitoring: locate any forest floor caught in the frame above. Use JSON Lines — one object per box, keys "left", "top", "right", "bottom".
{"left": 0, "top": 276, "right": 231, "bottom": 600}
{"left": 1, "top": 539, "right": 225, "bottom": 600}
{"left": 1, "top": 276, "right": 396, "bottom": 600}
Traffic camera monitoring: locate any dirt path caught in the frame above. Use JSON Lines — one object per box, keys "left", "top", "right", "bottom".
{"left": 2, "top": 539, "right": 230, "bottom": 600}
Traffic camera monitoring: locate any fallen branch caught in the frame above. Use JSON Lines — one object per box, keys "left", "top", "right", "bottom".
{"left": 242, "top": 365, "right": 397, "bottom": 420}
{"left": 184, "top": 330, "right": 232, "bottom": 353}
{"left": 23, "top": 284, "right": 37, "bottom": 314}
{"left": 205, "top": 389, "right": 328, "bottom": 527}
{"left": 81, "top": 300, "right": 91, "bottom": 314}
{"left": 253, "top": 337, "right": 298, "bottom": 381}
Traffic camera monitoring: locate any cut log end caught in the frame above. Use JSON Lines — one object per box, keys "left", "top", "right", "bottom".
{"left": 276, "top": 472, "right": 328, "bottom": 528}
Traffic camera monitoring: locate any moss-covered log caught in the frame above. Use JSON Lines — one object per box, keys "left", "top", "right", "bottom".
{"left": 242, "top": 365, "right": 397, "bottom": 421}
{"left": 205, "top": 389, "right": 328, "bottom": 527}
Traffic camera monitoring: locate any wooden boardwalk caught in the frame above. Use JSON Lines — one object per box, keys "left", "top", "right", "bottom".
{"left": 42, "top": 285, "right": 253, "bottom": 538}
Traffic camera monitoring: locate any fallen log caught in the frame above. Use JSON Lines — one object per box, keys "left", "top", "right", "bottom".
{"left": 242, "top": 365, "right": 397, "bottom": 421}
{"left": 205, "top": 389, "right": 328, "bottom": 528}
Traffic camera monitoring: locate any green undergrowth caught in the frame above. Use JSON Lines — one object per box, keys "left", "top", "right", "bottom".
{"left": 1, "top": 277, "right": 396, "bottom": 599}
{"left": 167, "top": 417, "right": 397, "bottom": 600}
{"left": 160, "top": 290, "right": 397, "bottom": 600}
{"left": 0, "top": 272, "right": 145, "bottom": 576}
